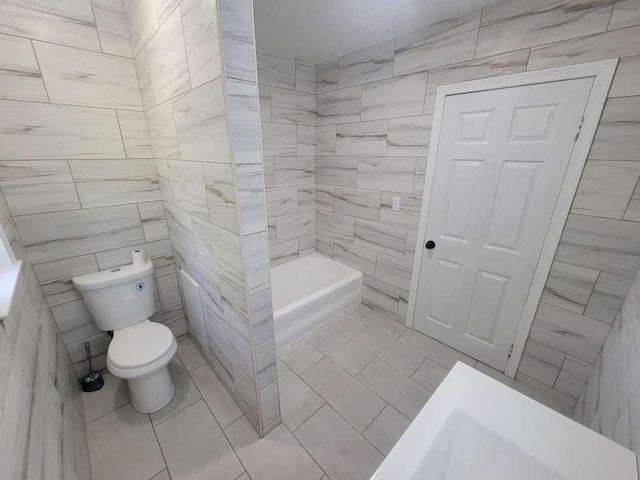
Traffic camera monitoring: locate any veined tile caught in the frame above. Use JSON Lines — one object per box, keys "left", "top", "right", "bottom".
{"left": 529, "top": 302, "right": 611, "bottom": 363}
{"left": 584, "top": 272, "right": 632, "bottom": 323}
{"left": 354, "top": 218, "right": 407, "bottom": 258}
{"left": 336, "top": 120, "right": 387, "bottom": 156}
{"left": 261, "top": 123, "right": 297, "bottom": 156}
{"left": 203, "top": 162, "right": 238, "bottom": 233}
{"left": 92, "top": 0, "right": 131, "bottom": 57}
{"left": 297, "top": 125, "right": 316, "bottom": 155}
{"left": 0, "top": 0, "right": 100, "bottom": 51}
{"left": 517, "top": 339, "right": 564, "bottom": 387}
{"left": 143, "top": 9, "right": 190, "bottom": 105}
{"left": 33, "top": 254, "right": 98, "bottom": 306}
{"left": 51, "top": 299, "right": 95, "bottom": 345}
{"left": 361, "top": 73, "right": 427, "bottom": 121}
{"left": 269, "top": 238, "right": 298, "bottom": 266}
{"left": 173, "top": 79, "right": 230, "bottom": 163}
{"left": 338, "top": 39, "right": 394, "bottom": 89}
{"left": 316, "top": 86, "right": 361, "bottom": 126}
{"left": 306, "top": 326, "right": 374, "bottom": 376}
{"left": 353, "top": 325, "right": 424, "bottom": 376}
{"left": 380, "top": 192, "right": 421, "bottom": 229}
{"left": 156, "top": 158, "right": 174, "bottom": 204}
{"left": 295, "top": 60, "right": 315, "bottom": 94}
{"left": 333, "top": 240, "right": 377, "bottom": 276}
{"left": 357, "top": 358, "right": 431, "bottom": 419}
{"left": 541, "top": 261, "right": 599, "bottom": 313}
{"left": 94, "top": 238, "right": 174, "bottom": 275}
{"left": 334, "top": 186, "right": 381, "bottom": 221}
{"left": 590, "top": 96, "right": 640, "bottom": 161}
{"left": 316, "top": 156, "right": 357, "bottom": 186}
{"left": 139, "top": 201, "right": 169, "bottom": 241}
{"left": 0, "top": 33, "right": 47, "bottom": 102}
{"left": 610, "top": 54, "right": 640, "bottom": 99}
{"left": 423, "top": 49, "right": 529, "bottom": 114}
{"left": 294, "top": 404, "right": 383, "bottom": 480}
{"left": 0, "top": 100, "right": 124, "bottom": 160}
{"left": 316, "top": 211, "right": 355, "bottom": 243}
{"left": 316, "top": 125, "right": 337, "bottom": 156}
{"left": 242, "top": 231, "right": 271, "bottom": 294}
{"left": 476, "top": 0, "right": 613, "bottom": 58}
{"left": 263, "top": 156, "right": 274, "bottom": 188}
{"left": 257, "top": 52, "right": 295, "bottom": 89}
{"left": 234, "top": 164, "right": 267, "bottom": 235}
{"left": 34, "top": 41, "right": 141, "bottom": 110}
{"left": 571, "top": 161, "right": 640, "bottom": 219}
{"left": 157, "top": 272, "right": 181, "bottom": 309}
{"left": 375, "top": 252, "right": 413, "bottom": 291}
{"left": 299, "top": 233, "right": 316, "bottom": 255}
{"left": 302, "top": 358, "right": 385, "bottom": 433}
{"left": 218, "top": 0, "right": 257, "bottom": 83}
{"left": 316, "top": 184, "right": 334, "bottom": 212}
{"left": 168, "top": 160, "right": 208, "bottom": 218}
{"left": 266, "top": 187, "right": 297, "bottom": 218}
{"left": 357, "top": 156, "right": 415, "bottom": 193}
{"left": 394, "top": 13, "right": 480, "bottom": 75}
{"left": 146, "top": 101, "right": 180, "bottom": 159}
{"left": 316, "top": 234, "right": 333, "bottom": 256}
{"left": 125, "top": 0, "right": 158, "bottom": 57}
{"left": 271, "top": 87, "right": 316, "bottom": 127}
{"left": 259, "top": 85, "right": 272, "bottom": 121}
{"left": 273, "top": 156, "right": 316, "bottom": 187}
{"left": 275, "top": 210, "right": 315, "bottom": 241}
{"left": 181, "top": 0, "right": 223, "bottom": 88}
{"left": 15, "top": 204, "right": 144, "bottom": 264}
{"left": 70, "top": 159, "right": 160, "bottom": 208}
{"left": 192, "top": 216, "right": 244, "bottom": 289}
{"left": 362, "top": 275, "right": 400, "bottom": 315}
{"left": 608, "top": 0, "right": 640, "bottom": 29}
{"left": 297, "top": 185, "right": 316, "bottom": 212}
{"left": 556, "top": 214, "right": 640, "bottom": 277}
{"left": 135, "top": 44, "right": 155, "bottom": 108}
{"left": 316, "top": 61, "right": 338, "bottom": 93}
{"left": 386, "top": 115, "right": 432, "bottom": 157}
{"left": 117, "top": 110, "right": 152, "bottom": 158}
{"left": 555, "top": 356, "right": 592, "bottom": 398}
{"left": 527, "top": 24, "right": 640, "bottom": 71}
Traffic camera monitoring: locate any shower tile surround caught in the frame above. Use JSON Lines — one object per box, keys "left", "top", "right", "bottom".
{"left": 124, "top": 0, "right": 280, "bottom": 435}
{"left": 255, "top": 0, "right": 640, "bottom": 414}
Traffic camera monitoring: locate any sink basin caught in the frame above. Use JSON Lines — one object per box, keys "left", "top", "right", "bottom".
{"left": 372, "top": 362, "right": 637, "bottom": 480}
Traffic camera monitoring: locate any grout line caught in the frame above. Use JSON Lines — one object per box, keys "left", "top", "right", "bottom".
{"left": 149, "top": 413, "right": 171, "bottom": 479}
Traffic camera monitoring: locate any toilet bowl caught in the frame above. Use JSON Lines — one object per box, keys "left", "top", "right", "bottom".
{"left": 72, "top": 250, "right": 178, "bottom": 414}
{"left": 107, "top": 320, "right": 177, "bottom": 413}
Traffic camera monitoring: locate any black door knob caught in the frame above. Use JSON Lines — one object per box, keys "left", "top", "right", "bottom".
{"left": 425, "top": 240, "right": 436, "bottom": 250}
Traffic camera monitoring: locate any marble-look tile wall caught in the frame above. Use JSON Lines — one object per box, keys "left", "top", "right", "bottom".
{"left": 257, "top": 52, "right": 317, "bottom": 264}
{"left": 0, "top": 192, "right": 91, "bottom": 478}
{"left": 574, "top": 262, "right": 640, "bottom": 467}
{"left": 0, "top": 0, "right": 187, "bottom": 377}
{"left": 311, "top": 0, "right": 640, "bottom": 404}
{"left": 125, "top": 0, "right": 279, "bottom": 436}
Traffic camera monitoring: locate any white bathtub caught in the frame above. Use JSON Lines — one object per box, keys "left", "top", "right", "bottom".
{"left": 270, "top": 253, "right": 363, "bottom": 352}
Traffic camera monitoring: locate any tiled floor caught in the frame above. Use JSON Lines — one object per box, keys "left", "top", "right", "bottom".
{"left": 85, "top": 303, "right": 576, "bottom": 480}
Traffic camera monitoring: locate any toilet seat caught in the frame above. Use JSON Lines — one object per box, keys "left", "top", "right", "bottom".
{"left": 107, "top": 320, "right": 177, "bottom": 379}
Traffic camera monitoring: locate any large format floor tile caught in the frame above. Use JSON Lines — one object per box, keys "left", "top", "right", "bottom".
{"left": 177, "top": 338, "right": 206, "bottom": 371}
{"left": 397, "top": 328, "right": 476, "bottom": 369}
{"left": 155, "top": 400, "right": 245, "bottom": 480}
{"left": 150, "top": 357, "right": 202, "bottom": 425}
{"left": 225, "top": 416, "right": 324, "bottom": 480}
{"left": 277, "top": 360, "right": 325, "bottom": 431}
{"left": 352, "top": 325, "right": 425, "bottom": 376}
{"left": 411, "top": 358, "right": 450, "bottom": 392}
{"left": 363, "top": 405, "right": 410, "bottom": 455}
{"left": 294, "top": 404, "right": 384, "bottom": 480}
{"left": 87, "top": 404, "right": 165, "bottom": 480}
{"left": 357, "top": 358, "right": 432, "bottom": 419}
{"left": 83, "top": 372, "right": 130, "bottom": 423}
{"left": 302, "top": 357, "right": 385, "bottom": 432}
{"left": 190, "top": 363, "right": 243, "bottom": 429}
{"left": 330, "top": 312, "right": 368, "bottom": 338}
{"left": 307, "top": 326, "right": 375, "bottom": 375}
{"left": 279, "top": 339, "right": 325, "bottom": 375}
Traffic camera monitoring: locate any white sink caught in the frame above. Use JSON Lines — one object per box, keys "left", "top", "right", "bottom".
{"left": 372, "top": 362, "right": 637, "bottom": 480}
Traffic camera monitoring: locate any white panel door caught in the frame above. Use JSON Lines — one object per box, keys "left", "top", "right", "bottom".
{"left": 414, "top": 78, "right": 593, "bottom": 370}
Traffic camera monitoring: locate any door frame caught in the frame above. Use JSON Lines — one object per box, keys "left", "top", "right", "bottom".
{"left": 406, "top": 59, "right": 618, "bottom": 378}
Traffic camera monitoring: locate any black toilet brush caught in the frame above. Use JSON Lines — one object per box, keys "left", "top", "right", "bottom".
{"left": 80, "top": 341, "right": 104, "bottom": 392}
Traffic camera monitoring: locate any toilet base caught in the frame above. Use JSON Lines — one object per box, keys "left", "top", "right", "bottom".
{"left": 128, "top": 366, "right": 175, "bottom": 414}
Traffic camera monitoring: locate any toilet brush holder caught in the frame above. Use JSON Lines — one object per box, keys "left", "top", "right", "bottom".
{"left": 81, "top": 341, "right": 104, "bottom": 392}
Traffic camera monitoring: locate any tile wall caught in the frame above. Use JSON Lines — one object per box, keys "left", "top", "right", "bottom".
{"left": 257, "top": 52, "right": 317, "bottom": 264}
{"left": 575, "top": 262, "right": 640, "bottom": 468}
{"left": 303, "top": 0, "right": 640, "bottom": 404}
{"left": 0, "top": 192, "right": 91, "bottom": 477}
{"left": 0, "top": 0, "right": 187, "bottom": 377}
{"left": 124, "top": 0, "right": 280, "bottom": 435}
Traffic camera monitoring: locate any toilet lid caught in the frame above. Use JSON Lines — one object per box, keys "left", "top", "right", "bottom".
{"left": 108, "top": 321, "right": 175, "bottom": 370}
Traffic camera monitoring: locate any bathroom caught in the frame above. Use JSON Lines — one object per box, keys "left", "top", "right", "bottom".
{"left": 0, "top": 0, "right": 639, "bottom": 478}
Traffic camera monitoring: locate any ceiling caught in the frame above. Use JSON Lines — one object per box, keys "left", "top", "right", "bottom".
{"left": 253, "top": 0, "right": 500, "bottom": 63}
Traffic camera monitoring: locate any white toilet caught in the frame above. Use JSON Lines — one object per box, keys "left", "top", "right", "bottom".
{"left": 72, "top": 251, "right": 177, "bottom": 413}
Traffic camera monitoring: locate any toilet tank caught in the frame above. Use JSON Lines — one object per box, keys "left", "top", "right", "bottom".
{"left": 72, "top": 260, "right": 155, "bottom": 331}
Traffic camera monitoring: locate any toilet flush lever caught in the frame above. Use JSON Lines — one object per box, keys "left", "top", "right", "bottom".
{"left": 425, "top": 240, "right": 436, "bottom": 250}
